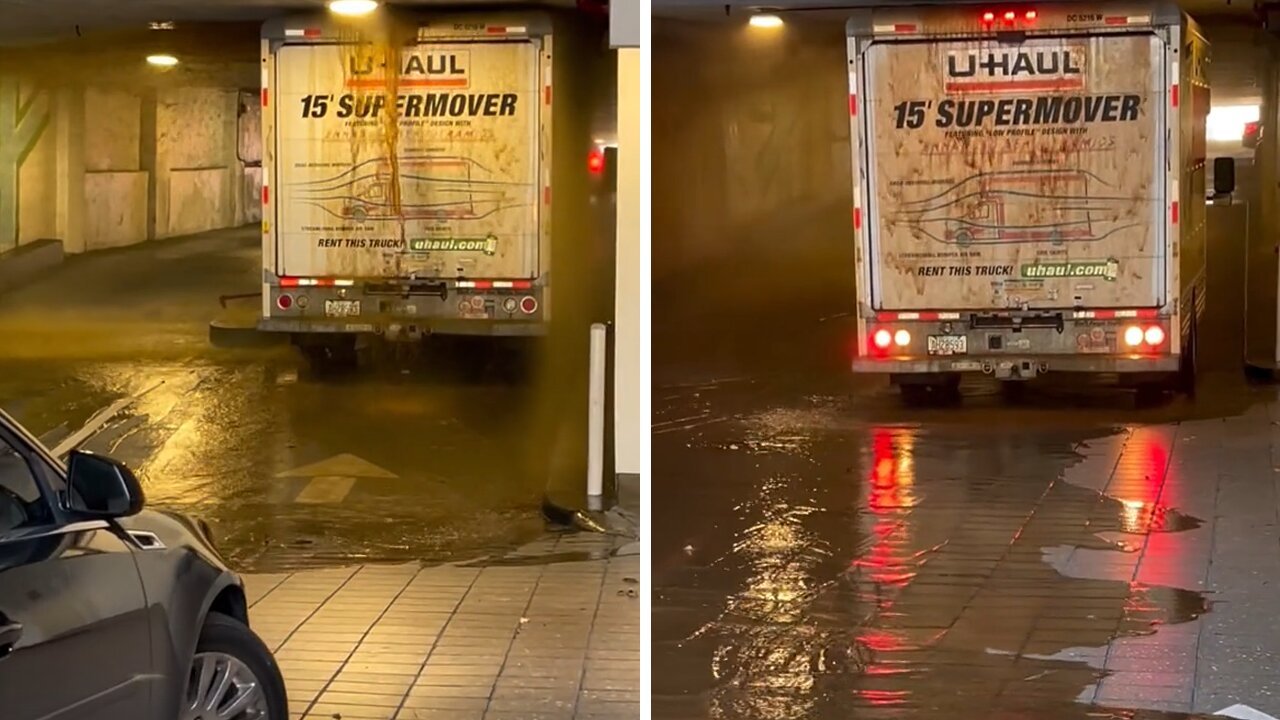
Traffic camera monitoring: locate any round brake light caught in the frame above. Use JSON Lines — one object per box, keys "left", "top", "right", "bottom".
{"left": 894, "top": 329, "right": 911, "bottom": 347}
{"left": 1144, "top": 325, "right": 1165, "bottom": 346}
{"left": 277, "top": 294, "right": 293, "bottom": 310}
{"left": 519, "top": 296, "right": 538, "bottom": 314}
{"left": 873, "top": 329, "right": 893, "bottom": 349}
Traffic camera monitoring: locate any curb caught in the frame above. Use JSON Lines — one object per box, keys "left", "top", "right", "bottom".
{"left": 0, "top": 238, "right": 64, "bottom": 295}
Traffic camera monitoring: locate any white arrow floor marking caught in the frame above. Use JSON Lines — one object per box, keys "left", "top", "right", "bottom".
{"left": 278, "top": 454, "right": 398, "bottom": 503}
{"left": 1217, "top": 704, "right": 1280, "bottom": 720}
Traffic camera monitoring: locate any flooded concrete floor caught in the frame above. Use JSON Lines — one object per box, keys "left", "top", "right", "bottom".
{"left": 652, "top": 272, "right": 1280, "bottom": 718}
{"left": 0, "top": 228, "right": 559, "bottom": 572}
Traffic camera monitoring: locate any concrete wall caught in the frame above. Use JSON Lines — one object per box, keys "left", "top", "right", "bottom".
{"left": 1, "top": 79, "right": 258, "bottom": 256}
{"left": 653, "top": 19, "right": 851, "bottom": 292}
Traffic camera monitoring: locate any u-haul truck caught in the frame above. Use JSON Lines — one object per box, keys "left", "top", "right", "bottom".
{"left": 846, "top": 2, "right": 1208, "bottom": 400}
{"left": 259, "top": 11, "right": 607, "bottom": 361}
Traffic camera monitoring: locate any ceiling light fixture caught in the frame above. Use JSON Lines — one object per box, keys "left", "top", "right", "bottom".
{"left": 327, "top": 0, "right": 379, "bottom": 16}
{"left": 749, "top": 13, "right": 784, "bottom": 28}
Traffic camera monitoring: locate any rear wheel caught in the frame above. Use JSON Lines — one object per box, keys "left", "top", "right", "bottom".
{"left": 296, "top": 334, "right": 359, "bottom": 375}
{"left": 897, "top": 375, "right": 961, "bottom": 406}
{"left": 183, "top": 612, "right": 287, "bottom": 720}
{"left": 999, "top": 381, "right": 1027, "bottom": 403}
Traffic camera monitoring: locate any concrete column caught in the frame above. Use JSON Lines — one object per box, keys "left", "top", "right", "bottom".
{"left": 225, "top": 89, "right": 242, "bottom": 227}
{"left": 613, "top": 47, "right": 641, "bottom": 485}
{"left": 0, "top": 79, "right": 52, "bottom": 253}
{"left": 139, "top": 88, "right": 158, "bottom": 242}
{"left": 53, "top": 86, "right": 85, "bottom": 254}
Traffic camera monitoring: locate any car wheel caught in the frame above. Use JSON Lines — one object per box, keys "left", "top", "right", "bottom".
{"left": 183, "top": 612, "right": 288, "bottom": 720}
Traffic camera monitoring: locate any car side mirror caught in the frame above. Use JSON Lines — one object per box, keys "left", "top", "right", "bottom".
{"left": 65, "top": 450, "right": 145, "bottom": 518}
{"left": 1214, "top": 157, "right": 1237, "bottom": 196}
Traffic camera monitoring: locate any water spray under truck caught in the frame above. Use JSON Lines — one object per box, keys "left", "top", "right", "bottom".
{"left": 846, "top": 2, "right": 1211, "bottom": 401}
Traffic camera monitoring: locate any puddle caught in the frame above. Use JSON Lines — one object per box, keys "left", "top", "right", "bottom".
{"left": 654, "top": 415, "right": 1215, "bottom": 718}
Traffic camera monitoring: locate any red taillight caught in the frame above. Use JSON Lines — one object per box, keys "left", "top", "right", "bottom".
{"left": 982, "top": 11, "right": 995, "bottom": 22}
{"left": 519, "top": 296, "right": 538, "bottom": 314}
{"left": 873, "top": 329, "right": 893, "bottom": 349}
{"left": 1025, "top": 9, "right": 1037, "bottom": 20}
{"left": 587, "top": 149, "right": 605, "bottom": 174}
{"left": 1124, "top": 324, "right": 1166, "bottom": 350}
{"left": 276, "top": 294, "right": 293, "bottom": 310}
{"left": 1003, "top": 10, "right": 1016, "bottom": 22}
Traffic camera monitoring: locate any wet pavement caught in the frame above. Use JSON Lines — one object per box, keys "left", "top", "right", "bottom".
{"left": 652, "top": 259, "right": 1280, "bottom": 719}
{"left": 0, "top": 227, "right": 560, "bottom": 572}
{"left": 243, "top": 531, "right": 639, "bottom": 720}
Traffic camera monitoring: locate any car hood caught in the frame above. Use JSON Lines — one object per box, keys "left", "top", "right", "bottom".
{"left": 117, "top": 508, "right": 234, "bottom": 576}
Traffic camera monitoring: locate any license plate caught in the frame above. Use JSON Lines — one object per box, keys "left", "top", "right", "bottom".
{"left": 928, "top": 335, "right": 967, "bottom": 356}
{"left": 324, "top": 300, "right": 361, "bottom": 318}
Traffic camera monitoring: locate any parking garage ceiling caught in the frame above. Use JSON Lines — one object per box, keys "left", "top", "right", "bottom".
{"left": 0, "top": 0, "right": 585, "bottom": 45}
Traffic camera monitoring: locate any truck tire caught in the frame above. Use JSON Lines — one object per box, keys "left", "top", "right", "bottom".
{"left": 898, "top": 375, "right": 960, "bottom": 406}
{"left": 298, "top": 335, "right": 358, "bottom": 375}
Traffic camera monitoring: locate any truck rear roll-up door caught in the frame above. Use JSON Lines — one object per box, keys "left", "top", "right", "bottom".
{"left": 860, "top": 33, "right": 1166, "bottom": 311}
{"left": 274, "top": 39, "right": 542, "bottom": 280}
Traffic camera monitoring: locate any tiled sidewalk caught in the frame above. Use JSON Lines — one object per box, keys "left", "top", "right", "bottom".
{"left": 243, "top": 532, "right": 640, "bottom": 720}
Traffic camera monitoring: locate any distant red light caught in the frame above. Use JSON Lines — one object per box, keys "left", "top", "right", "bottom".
{"left": 587, "top": 149, "right": 605, "bottom": 174}
{"left": 982, "top": 11, "right": 995, "bottom": 22}
{"left": 1025, "top": 9, "right": 1037, "bottom": 19}
{"left": 1003, "top": 10, "right": 1016, "bottom": 21}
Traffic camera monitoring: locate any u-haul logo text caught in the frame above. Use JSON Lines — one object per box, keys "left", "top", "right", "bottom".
{"left": 346, "top": 51, "right": 470, "bottom": 89}
{"left": 945, "top": 48, "right": 1085, "bottom": 93}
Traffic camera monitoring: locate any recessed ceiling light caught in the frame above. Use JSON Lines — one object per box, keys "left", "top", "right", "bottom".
{"left": 749, "top": 13, "right": 784, "bottom": 28}
{"left": 146, "top": 54, "right": 179, "bottom": 67}
{"left": 328, "top": 0, "right": 379, "bottom": 16}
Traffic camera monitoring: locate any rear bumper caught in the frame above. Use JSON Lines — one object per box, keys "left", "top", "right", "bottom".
{"left": 258, "top": 317, "right": 546, "bottom": 337}
{"left": 852, "top": 354, "right": 1179, "bottom": 375}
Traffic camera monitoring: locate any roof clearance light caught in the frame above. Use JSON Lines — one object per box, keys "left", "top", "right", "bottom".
{"left": 327, "top": 0, "right": 378, "bottom": 16}
{"left": 749, "top": 13, "right": 784, "bottom": 28}
{"left": 1025, "top": 9, "right": 1038, "bottom": 20}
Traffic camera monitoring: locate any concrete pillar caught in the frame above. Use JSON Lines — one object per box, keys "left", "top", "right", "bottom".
{"left": 225, "top": 89, "right": 242, "bottom": 227}
{"left": 53, "top": 86, "right": 85, "bottom": 254}
{"left": 613, "top": 47, "right": 641, "bottom": 488}
{"left": 0, "top": 79, "right": 52, "bottom": 253}
{"left": 139, "top": 88, "right": 158, "bottom": 242}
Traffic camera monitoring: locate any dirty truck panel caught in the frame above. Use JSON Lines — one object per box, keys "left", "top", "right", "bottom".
{"left": 865, "top": 34, "right": 1162, "bottom": 311}
{"left": 275, "top": 40, "right": 540, "bottom": 280}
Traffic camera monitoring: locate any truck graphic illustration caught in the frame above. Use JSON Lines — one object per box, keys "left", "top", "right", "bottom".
{"left": 892, "top": 169, "right": 1140, "bottom": 247}
{"left": 289, "top": 154, "right": 533, "bottom": 223}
